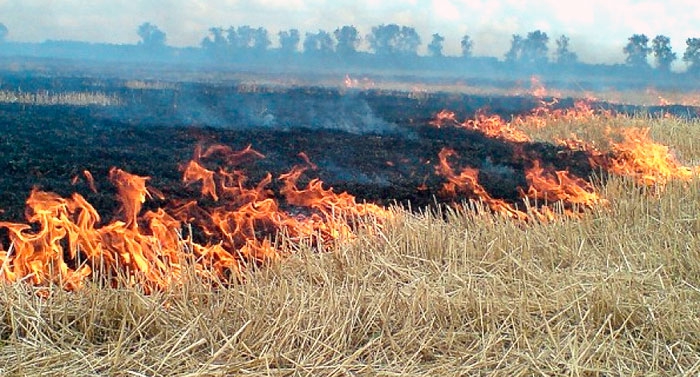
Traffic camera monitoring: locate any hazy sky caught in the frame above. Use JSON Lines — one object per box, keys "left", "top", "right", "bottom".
{"left": 0, "top": 0, "right": 697, "bottom": 66}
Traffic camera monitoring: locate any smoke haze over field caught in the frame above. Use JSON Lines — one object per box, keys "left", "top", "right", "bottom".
{"left": 0, "top": 0, "right": 697, "bottom": 67}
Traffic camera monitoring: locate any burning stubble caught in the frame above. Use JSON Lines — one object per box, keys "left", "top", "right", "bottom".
{"left": 0, "top": 99, "right": 697, "bottom": 292}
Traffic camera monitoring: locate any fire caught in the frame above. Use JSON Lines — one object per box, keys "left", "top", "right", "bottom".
{"left": 1, "top": 97, "right": 698, "bottom": 292}
{"left": 430, "top": 100, "right": 695, "bottom": 221}
{"left": 436, "top": 148, "right": 530, "bottom": 221}
{"left": 0, "top": 186, "right": 187, "bottom": 291}
{"left": 530, "top": 75, "right": 548, "bottom": 98}
{"left": 600, "top": 127, "right": 699, "bottom": 186}
{"left": 524, "top": 160, "right": 605, "bottom": 209}
{"left": 430, "top": 109, "right": 531, "bottom": 143}
{"left": 0, "top": 146, "right": 392, "bottom": 291}
{"left": 517, "top": 99, "right": 610, "bottom": 130}
{"left": 435, "top": 148, "right": 605, "bottom": 222}
{"left": 343, "top": 74, "right": 375, "bottom": 90}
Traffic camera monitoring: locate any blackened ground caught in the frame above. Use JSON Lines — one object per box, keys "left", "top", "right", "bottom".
{"left": 0, "top": 89, "right": 597, "bottom": 229}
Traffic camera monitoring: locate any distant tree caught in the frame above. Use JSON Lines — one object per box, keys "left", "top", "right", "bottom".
{"left": 368, "top": 24, "right": 399, "bottom": 55}
{"left": 334, "top": 25, "right": 360, "bottom": 56}
{"left": 651, "top": 35, "right": 676, "bottom": 72}
{"left": 521, "top": 30, "right": 549, "bottom": 65}
{"left": 396, "top": 26, "right": 421, "bottom": 56}
{"left": 623, "top": 34, "right": 651, "bottom": 69}
{"left": 367, "top": 24, "right": 421, "bottom": 56}
{"left": 427, "top": 33, "right": 445, "bottom": 57}
{"left": 303, "top": 30, "right": 334, "bottom": 55}
{"left": 504, "top": 31, "right": 548, "bottom": 65}
{"left": 278, "top": 29, "right": 300, "bottom": 54}
{"left": 231, "top": 25, "right": 270, "bottom": 52}
{"left": 0, "top": 23, "right": 8, "bottom": 43}
{"left": 460, "top": 34, "right": 473, "bottom": 58}
{"left": 683, "top": 37, "right": 700, "bottom": 74}
{"left": 251, "top": 27, "right": 271, "bottom": 51}
{"left": 504, "top": 34, "right": 523, "bottom": 63}
{"left": 555, "top": 35, "right": 577, "bottom": 65}
{"left": 225, "top": 26, "right": 237, "bottom": 48}
{"left": 201, "top": 27, "right": 227, "bottom": 52}
{"left": 137, "top": 22, "right": 166, "bottom": 48}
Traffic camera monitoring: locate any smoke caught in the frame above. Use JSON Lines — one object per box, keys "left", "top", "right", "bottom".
{"left": 155, "top": 88, "right": 407, "bottom": 136}
{"left": 317, "top": 158, "right": 392, "bottom": 187}
{"left": 289, "top": 93, "right": 403, "bottom": 135}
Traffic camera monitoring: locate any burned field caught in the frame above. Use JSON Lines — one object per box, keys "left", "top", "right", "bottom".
{"left": 0, "top": 75, "right": 698, "bottom": 289}
{"left": 2, "top": 74, "right": 700, "bottom": 375}
{"left": 0, "top": 76, "right": 656, "bottom": 220}
{"left": 0, "top": 97, "right": 594, "bottom": 217}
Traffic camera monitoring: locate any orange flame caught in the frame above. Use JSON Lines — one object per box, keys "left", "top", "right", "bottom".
{"left": 2, "top": 101, "right": 698, "bottom": 293}
{"left": 0, "top": 146, "right": 392, "bottom": 291}
{"left": 436, "top": 148, "right": 529, "bottom": 221}
{"left": 523, "top": 160, "right": 606, "bottom": 209}
{"left": 435, "top": 148, "right": 605, "bottom": 222}
{"left": 601, "top": 127, "right": 698, "bottom": 186}
{"left": 430, "top": 110, "right": 531, "bottom": 143}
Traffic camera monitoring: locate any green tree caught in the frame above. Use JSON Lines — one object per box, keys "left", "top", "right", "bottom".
{"left": 278, "top": 29, "right": 300, "bottom": 54}
{"left": 521, "top": 30, "right": 549, "bottom": 65}
{"left": 651, "top": 35, "right": 677, "bottom": 72}
{"left": 303, "top": 30, "right": 334, "bottom": 55}
{"left": 231, "top": 26, "right": 270, "bottom": 52}
{"left": 427, "top": 33, "right": 445, "bottom": 57}
{"left": 137, "top": 22, "right": 166, "bottom": 49}
{"left": 683, "top": 37, "right": 700, "bottom": 74}
{"left": 505, "top": 31, "right": 548, "bottom": 65}
{"left": 201, "top": 27, "right": 228, "bottom": 56}
{"left": 460, "top": 34, "right": 473, "bottom": 58}
{"left": 334, "top": 26, "right": 360, "bottom": 56}
{"left": 504, "top": 34, "right": 523, "bottom": 63}
{"left": 367, "top": 24, "right": 421, "bottom": 56}
{"left": 623, "top": 34, "right": 651, "bottom": 69}
{"left": 555, "top": 35, "right": 577, "bottom": 65}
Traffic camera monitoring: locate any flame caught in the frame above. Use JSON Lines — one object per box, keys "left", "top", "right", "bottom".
{"left": 523, "top": 160, "right": 606, "bottom": 209}
{"left": 435, "top": 148, "right": 605, "bottom": 222}
{"left": 0, "top": 185, "right": 190, "bottom": 291}
{"left": 343, "top": 74, "right": 375, "bottom": 90}
{"left": 429, "top": 101, "right": 696, "bottom": 222}
{"left": 430, "top": 110, "right": 531, "bottom": 143}
{"left": 0, "top": 146, "right": 392, "bottom": 291}
{"left": 600, "top": 127, "right": 699, "bottom": 186}
{"left": 2, "top": 98, "right": 698, "bottom": 292}
{"left": 517, "top": 99, "right": 610, "bottom": 130}
{"left": 530, "top": 76, "right": 548, "bottom": 98}
{"left": 436, "top": 148, "right": 529, "bottom": 221}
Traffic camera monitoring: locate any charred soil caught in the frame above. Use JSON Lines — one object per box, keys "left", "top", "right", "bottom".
{"left": 0, "top": 86, "right": 599, "bottom": 228}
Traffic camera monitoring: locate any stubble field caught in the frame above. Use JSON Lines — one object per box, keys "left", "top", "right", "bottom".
{"left": 0, "top": 76, "right": 699, "bottom": 376}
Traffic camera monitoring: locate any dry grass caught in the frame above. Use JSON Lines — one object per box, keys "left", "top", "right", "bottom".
{"left": 1, "top": 113, "right": 700, "bottom": 376}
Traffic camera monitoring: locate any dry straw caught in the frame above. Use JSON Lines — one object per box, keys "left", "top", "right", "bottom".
{"left": 1, "top": 112, "right": 699, "bottom": 376}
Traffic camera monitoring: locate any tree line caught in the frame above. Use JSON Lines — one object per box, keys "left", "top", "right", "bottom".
{"left": 163, "top": 22, "right": 700, "bottom": 74}
{"left": 3, "top": 20, "right": 700, "bottom": 74}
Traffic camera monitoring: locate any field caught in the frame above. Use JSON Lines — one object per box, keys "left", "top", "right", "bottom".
{"left": 1, "top": 74, "right": 699, "bottom": 376}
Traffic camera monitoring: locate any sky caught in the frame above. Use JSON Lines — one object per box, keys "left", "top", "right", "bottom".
{"left": 0, "top": 0, "right": 698, "bottom": 67}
